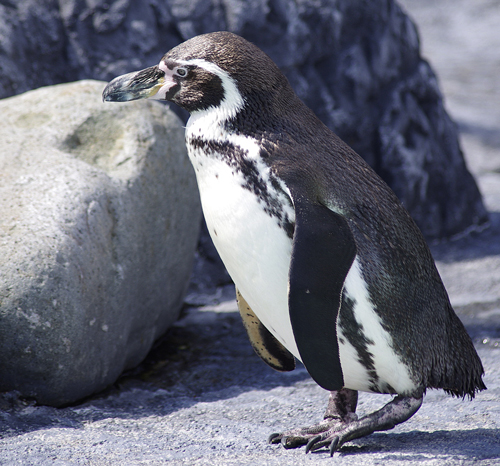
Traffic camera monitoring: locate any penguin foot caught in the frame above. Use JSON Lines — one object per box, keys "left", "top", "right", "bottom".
{"left": 269, "top": 392, "right": 423, "bottom": 456}
{"left": 268, "top": 388, "right": 358, "bottom": 449}
{"left": 268, "top": 413, "right": 357, "bottom": 450}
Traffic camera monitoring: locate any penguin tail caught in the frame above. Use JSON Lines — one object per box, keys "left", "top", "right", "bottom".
{"left": 443, "top": 374, "right": 487, "bottom": 400}
{"left": 429, "top": 305, "right": 487, "bottom": 400}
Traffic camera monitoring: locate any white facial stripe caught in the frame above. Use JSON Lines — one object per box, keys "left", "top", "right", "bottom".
{"left": 180, "top": 56, "right": 295, "bottom": 228}
{"left": 174, "top": 58, "right": 229, "bottom": 77}
{"left": 164, "top": 57, "right": 245, "bottom": 122}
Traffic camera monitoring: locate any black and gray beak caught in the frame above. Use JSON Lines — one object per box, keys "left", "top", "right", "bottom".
{"left": 102, "top": 65, "right": 166, "bottom": 102}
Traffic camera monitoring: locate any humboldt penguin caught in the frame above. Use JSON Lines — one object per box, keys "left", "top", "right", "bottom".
{"left": 103, "top": 31, "right": 485, "bottom": 455}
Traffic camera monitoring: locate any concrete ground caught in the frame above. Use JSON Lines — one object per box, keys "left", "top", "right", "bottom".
{"left": 1, "top": 1, "right": 499, "bottom": 464}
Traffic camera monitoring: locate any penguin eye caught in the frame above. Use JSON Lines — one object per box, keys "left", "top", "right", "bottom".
{"left": 175, "top": 67, "right": 188, "bottom": 77}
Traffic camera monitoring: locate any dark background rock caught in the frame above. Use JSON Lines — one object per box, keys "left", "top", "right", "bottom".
{"left": 0, "top": 0, "right": 487, "bottom": 243}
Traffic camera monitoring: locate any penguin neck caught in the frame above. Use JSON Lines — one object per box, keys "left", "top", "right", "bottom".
{"left": 185, "top": 96, "right": 255, "bottom": 149}
{"left": 185, "top": 105, "right": 262, "bottom": 167}
{"left": 186, "top": 86, "right": 299, "bottom": 142}
{"left": 185, "top": 65, "right": 245, "bottom": 137}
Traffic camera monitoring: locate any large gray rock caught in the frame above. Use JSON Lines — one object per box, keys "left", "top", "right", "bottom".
{"left": 0, "top": 0, "right": 487, "bottom": 240}
{"left": 0, "top": 80, "right": 201, "bottom": 406}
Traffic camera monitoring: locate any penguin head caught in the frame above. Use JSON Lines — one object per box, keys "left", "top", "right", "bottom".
{"left": 103, "top": 31, "right": 295, "bottom": 119}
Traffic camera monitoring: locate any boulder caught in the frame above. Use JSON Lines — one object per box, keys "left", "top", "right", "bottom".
{"left": 0, "top": 0, "right": 487, "bottom": 239}
{"left": 0, "top": 80, "right": 201, "bottom": 406}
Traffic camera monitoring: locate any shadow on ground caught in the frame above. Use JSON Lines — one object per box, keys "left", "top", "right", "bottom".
{"left": 430, "top": 212, "right": 500, "bottom": 263}
{"left": 329, "top": 428, "right": 500, "bottom": 460}
{"left": 0, "top": 307, "right": 310, "bottom": 438}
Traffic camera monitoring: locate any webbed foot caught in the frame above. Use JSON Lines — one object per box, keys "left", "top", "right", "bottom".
{"left": 268, "top": 412, "right": 357, "bottom": 450}
{"left": 269, "top": 390, "right": 423, "bottom": 456}
{"left": 269, "top": 388, "right": 358, "bottom": 450}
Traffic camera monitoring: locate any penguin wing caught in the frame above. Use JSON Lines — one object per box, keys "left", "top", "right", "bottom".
{"left": 236, "top": 289, "right": 296, "bottom": 372}
{"left": 287, "top": 185, "right": 357, "bottom": 391}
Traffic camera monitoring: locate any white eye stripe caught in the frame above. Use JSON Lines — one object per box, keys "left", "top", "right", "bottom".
{"left": 174, "top": 58, "right": 229, "bottom": 77}
{"left": 171, "top": 58, "right": 245, "bottom": 121}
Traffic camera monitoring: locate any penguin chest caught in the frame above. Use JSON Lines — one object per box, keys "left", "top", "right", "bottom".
{"left": 186, "top": 133, "right": 301, "bottom": 359}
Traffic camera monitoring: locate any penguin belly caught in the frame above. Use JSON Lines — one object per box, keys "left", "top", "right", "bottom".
{"left": 189, "top": 145, "right": 301, "bottom": 360}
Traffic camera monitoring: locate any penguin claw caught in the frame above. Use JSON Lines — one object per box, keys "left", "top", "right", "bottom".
{"left": 305, "top": 434, "right": 340, "bottom": 454}
{"left": 267, "top": 432, "right": 281, "bottom": 444}
{"left": 268, "top": 432, "right": 315, "bottom": 449}
{"left": 329, "top": 437, "right": 340, "bottom": 456}
{"left": 305, "top": 435, "right": 322, "bottom": 454}
{"left": 280, "top": 435, "right": 306, "bottom": 449}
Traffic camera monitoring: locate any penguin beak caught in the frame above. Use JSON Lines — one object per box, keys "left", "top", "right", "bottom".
{"left": 102, "top": 65, "right": 175, "bottom": 102}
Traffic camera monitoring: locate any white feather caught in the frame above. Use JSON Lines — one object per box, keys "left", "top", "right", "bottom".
{"left": 182, "top": 58, "right": 244, "bottom": 126}
{"left": 186, "top": 119, "right": 300, "bottom": 358}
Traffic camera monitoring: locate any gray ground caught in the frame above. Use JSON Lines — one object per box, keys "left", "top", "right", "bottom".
{"left": 1, "top": 1, "right": 500, "bottom": 464}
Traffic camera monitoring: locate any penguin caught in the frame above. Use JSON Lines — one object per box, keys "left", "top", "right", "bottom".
{"left": 103, "top": 31, "right": 486, "bottom": 455}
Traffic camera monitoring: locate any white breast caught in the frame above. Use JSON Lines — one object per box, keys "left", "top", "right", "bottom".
{"left": 186, "top": 117, "right": 301, "bottom": 359}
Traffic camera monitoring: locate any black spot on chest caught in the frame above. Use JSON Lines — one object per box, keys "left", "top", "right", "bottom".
{"left": 188, "top": 136, "right": 294, "bottom": 238}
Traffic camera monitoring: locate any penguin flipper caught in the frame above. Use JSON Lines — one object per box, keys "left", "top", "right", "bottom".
{"left": 287, "top": 190, "right": 357, "bottom": 391}
{"left": 236, "top": 288, "right": 296, "bottom": 372}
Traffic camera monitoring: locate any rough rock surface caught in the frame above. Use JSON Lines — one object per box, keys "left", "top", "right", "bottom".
{"left": 0, "top": 0, "right": 487, "bottom": 239}
{"left": 0, "top": 80, "right": 201, "bottom": 406}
